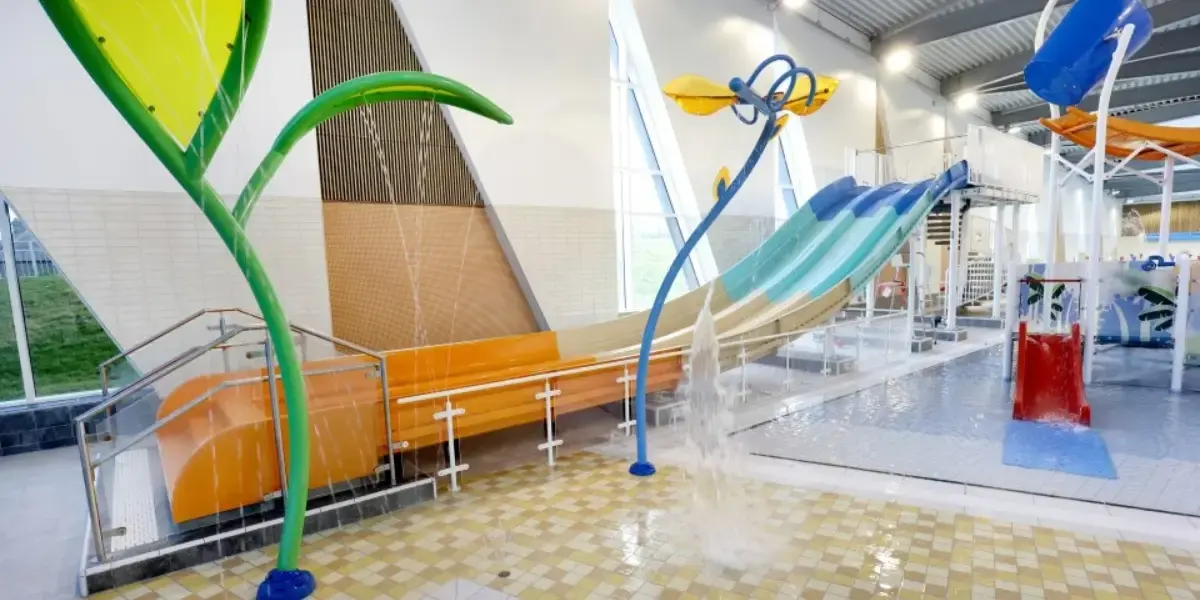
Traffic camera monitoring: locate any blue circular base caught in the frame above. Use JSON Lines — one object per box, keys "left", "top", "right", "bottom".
{"left": 257, "top": 569, "right": 316, "bottom": 600}
{"left": 629, "top": 461, "right": 656, "bottom": 477}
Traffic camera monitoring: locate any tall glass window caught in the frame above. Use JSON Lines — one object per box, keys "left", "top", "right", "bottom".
{"left": 610, "top": 25, "right": 698, "bottom": 311}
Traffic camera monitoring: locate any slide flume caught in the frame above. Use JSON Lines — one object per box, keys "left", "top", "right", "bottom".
{"left": 153, "top": 161, "right": 969, "bottom": 523}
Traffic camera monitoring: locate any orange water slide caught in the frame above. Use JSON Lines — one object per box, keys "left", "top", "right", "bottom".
{"left": 1040, "top": 106, "right": 1200, "bottom": 160}
{"left": 155, "top": 331, "right": 685, "bottom": 523}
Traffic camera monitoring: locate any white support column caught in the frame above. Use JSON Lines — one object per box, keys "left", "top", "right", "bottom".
{"left": 866, "top": 278, "right": 876, "bottom": 319}
{"left": 1172, "top": 258, "right": 1191, "bottom": 392}
{"left": 0, "top": 200, "right": 35, "bottom": 402}
{"left": 992, "top": 205, "right": 1007, "bottom": 319}
{"left": 1084, "top": 24, "right": 1135, "bottom": 385}
{"left": 906, "top": 226, "right": 919, "bottom": 350}
{"left": 433, "top": 398, "right": 468, "bottom": 492}
{"left": 946, "top": 192, "right": 962, "bottom": 331}
{"left": 536, "top": 380, "right": 563, "bottom": 466}
{"left": 1002, "top": 262, "right": 1022, "bottom": 381}
{"left": 1160, "top": 156, "right": 1176, "bottom": 256}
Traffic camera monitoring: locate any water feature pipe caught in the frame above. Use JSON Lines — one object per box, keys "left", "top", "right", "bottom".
{"left": 629, "top": 55, "right": 817, "bottom": 477}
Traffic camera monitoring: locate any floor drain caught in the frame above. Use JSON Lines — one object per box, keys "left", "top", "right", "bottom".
{"left": 497, "top": 570, "right": 511, "bottom": 579}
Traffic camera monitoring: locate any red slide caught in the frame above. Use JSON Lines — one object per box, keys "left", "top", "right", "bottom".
{"left": 1012, "top": 321, "right": 1091, "bottom": 426}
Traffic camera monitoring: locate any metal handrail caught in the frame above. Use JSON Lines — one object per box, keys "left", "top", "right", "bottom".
{"left": 78, "top": 325, "right": 258, "bottom": 423}
{"left": 98, "top": 307, "right": 247, "bottom": 371}
{"left": 388, "top": 310, "right": 910, "bottom": 407}
{"left": 79, "top": 310, "right": 397, "bottom": 563}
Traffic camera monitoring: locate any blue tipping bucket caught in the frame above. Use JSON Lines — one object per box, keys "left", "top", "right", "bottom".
{"left": 1024, "top": 0, "right": 1153, "bottom": 107}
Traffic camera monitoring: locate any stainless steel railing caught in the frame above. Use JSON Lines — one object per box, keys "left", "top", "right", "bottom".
{"left": 78, "top": 310, "right": 393, "bottom": 563}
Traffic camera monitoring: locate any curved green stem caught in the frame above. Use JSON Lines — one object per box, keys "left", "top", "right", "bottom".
{"left": 233, "top": 71, "right": 513, "bottom": 225}
{"left": 192, "top": 180, "right": 311, "bottom": 570}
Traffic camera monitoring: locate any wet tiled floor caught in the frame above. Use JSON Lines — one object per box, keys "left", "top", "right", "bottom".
{"left": 93, "top": 452, "right": 1200, "bottom": 599}
{"left": 737, "top": 346, "right": 1200, "bottom": 515}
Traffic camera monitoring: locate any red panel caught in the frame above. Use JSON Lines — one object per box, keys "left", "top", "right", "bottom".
{"left": 1013, "top": 321, "right": 1091, "bottom": 426}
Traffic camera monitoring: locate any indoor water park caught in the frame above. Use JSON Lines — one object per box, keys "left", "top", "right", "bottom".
{"left": 8, "top": 0, "right": 1200, "bottom": 598}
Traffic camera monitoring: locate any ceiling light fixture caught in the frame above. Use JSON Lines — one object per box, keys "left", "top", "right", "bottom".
{"left": 955, "top": 92, "right": 978, "bottom": 111}
{"left": 883, "top": 48, "right": 912, "bottom": 73}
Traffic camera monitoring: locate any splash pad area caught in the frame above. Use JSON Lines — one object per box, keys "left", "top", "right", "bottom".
{"left": 9, "top": 0, "right": 1200, "bottom": 598}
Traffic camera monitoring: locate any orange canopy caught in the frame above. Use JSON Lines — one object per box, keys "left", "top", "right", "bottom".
{"left": 1040, "top": 107, "right": 1200, "bottom": 161}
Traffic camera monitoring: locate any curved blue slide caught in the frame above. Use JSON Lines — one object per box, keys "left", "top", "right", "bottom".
{"left": 1025, "top": 0, "right": 1152, "bottom": 106}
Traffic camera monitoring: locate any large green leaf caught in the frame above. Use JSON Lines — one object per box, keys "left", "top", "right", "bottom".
{"left": 39, "top": 0, "right": 269, "bottom": 182}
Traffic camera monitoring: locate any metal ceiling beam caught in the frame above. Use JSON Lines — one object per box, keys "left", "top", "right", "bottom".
{"left": 978, "top": 51, "right": 1200, "bottom": 94}
{"left": 1110, "top": 169, "right": 1200, "bottom": 197}
{"left": 1115, "top": 98, "right": 1200, "bottom": 123}
{"left": 941, "top": 3, "right": 1200, "bottom": 98}
{"left": 873, "top": 0, "right": 1057, "bottom": 57}
{"left": 993, "top": 77, "right": 1200, "bottom": 126}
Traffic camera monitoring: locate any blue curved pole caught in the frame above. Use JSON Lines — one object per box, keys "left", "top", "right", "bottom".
{"left": 629, "top": 59, "right": 817, "bottom": 476}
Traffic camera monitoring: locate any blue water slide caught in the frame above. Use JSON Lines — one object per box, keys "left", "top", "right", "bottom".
{"left": 1024, "top": 0, "right": 1153, "bottom": 106}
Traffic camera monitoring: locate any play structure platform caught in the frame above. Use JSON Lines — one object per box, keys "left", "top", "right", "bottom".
{"left": 1012, "top": 321, "right": 1091, "bottom": 426}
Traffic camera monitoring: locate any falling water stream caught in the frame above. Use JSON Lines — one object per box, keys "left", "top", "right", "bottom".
{"left": 678, "top": 289, "right": 779, "bottom": 570}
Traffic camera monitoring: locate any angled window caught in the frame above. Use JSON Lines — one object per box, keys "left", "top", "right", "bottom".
{"left": 777, "top": 145, "right": 801, "bottom": 218}
{"left": 0, "top": 194, "right": 128, "bottom": 403}
{"left": 609, "top": 7, "right": 716, "bottom": 311}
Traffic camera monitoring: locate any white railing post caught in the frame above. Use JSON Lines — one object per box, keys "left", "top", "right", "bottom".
{"left": 906, "top": 227, "right": 919, "bottom": 351}
{"left": 1172, "top": 259, "right": 1191, "bottom": 392}
{"left": 821, "top": 321, "right": 835, "bottom": 375}
{"left": 947, "top": 191, "right": 962, "bottom": 331}
{"left": 866, "top": 278, "right": 876, "bottom": 319}
{"left": 536, "top": 379, "right": 563, "bottom": 466}
{"left": 1002, "top": 262, "right": 1022, "bottom": 381}
{"left": 993, "top": 206, "right": 1006, "bottom": 319}
{"left": 433, "top": 397, "right": 468, "bottom": 493}
{"left": 617, "top": 365, "right": 636, "bottom": 435}
{"left": 783, "top": 333, "right": 794, "bottom": 391}
{"left": 738, "top": 340, "right": 749, "bottom": 401}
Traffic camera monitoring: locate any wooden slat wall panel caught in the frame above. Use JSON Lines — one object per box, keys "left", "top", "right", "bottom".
{"left": 306, "top": 0, "right": 481, "bottom": 207}
{"left": 1131, "top": 201, "right": 1200, "bottom": 234}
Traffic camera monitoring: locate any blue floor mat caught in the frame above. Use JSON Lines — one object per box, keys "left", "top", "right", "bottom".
{"left": 1002, "top": 421, "right": 1118, "bottom": 479}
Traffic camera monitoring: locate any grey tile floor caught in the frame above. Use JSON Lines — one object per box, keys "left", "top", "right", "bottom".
{"left": 737, "top": 346, "right": 1200, "bottom": 515}
{"left": 0, "top": 446, "right": 86, "bottom": 599}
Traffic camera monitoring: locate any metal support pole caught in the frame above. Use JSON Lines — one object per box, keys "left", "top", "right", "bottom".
{"left": 78, "top": 421, "right": 106, "bottom": 562}
{"left": 906, "top": 226, "right": 919, "bottom": 350}
{"left": 264, "top": 341, "right": 288, "bottom": 501}
{"left": 866, "top": 276, "right": 876, "bottom": 319}
{"left": 993, "top": 206, "right": 1006, "bottom": 319}
{"left": 218, "top": 313, "right": 231, "bottom": 373}
{"left": 1002, "top": 262, "right": 1021, "bottom": 381}
{"left": 380, "top": 358, "right": 396, "bottom": 487}
{"left": 946, "top": 192, "right": 962, "bottom": 331}
{"left": 783, "top": 333, "right": 793, "bottom": 391}
{"left": 1172, "top": 258, "right": 1191, "bottom": 392}
{"left": 1160, "top": 156, "right": 1175, "bottom": 256}
{"left": 1084, "top": 25, "right": 1135, "bottom": 385}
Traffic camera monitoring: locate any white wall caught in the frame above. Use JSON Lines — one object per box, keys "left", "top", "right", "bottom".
{"left": 395, "top": 0, "right": 998, "bottom": 324}
{"left": 0, "top": 4, "right": 332, "bottom": 375}
{"left": 395, "top": 0, "right": 618, "bottom": 329}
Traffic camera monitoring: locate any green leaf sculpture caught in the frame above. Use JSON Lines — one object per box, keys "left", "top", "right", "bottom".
{"left": 36, "top": 1, "right": 511, "bottom": 594}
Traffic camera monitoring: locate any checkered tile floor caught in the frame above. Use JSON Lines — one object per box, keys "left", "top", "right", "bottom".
{"left": 92, "top": 452, "right": 1200, "bottom": 599}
